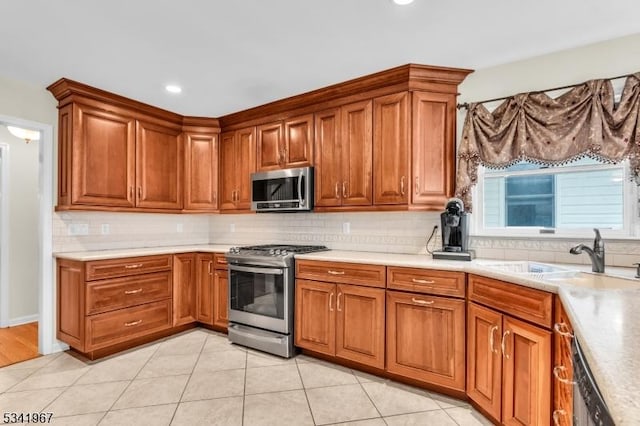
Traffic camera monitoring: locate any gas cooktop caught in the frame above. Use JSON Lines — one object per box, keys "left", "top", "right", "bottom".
{"left": 228, "top": 244, "right": 328, "bottom": 256}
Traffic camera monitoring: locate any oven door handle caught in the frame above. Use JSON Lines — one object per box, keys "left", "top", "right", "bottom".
{"left": 230, "top": 265, "right": 285, "bottom": 275}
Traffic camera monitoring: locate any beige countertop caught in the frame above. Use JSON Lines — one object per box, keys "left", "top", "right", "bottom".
{"left": 53, "top": 246, "right": 640, "bottom": 423}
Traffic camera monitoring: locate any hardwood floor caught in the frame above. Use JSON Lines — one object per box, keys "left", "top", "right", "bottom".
{"left": 0, "top": 322, "right": 40, "bottom": 368}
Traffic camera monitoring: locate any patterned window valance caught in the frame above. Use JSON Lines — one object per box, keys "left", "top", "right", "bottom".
{"left": 455, "top": 73, "right": 640, "bottom": 211}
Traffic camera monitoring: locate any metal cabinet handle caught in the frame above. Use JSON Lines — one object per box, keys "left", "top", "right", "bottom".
{"left": 400, "top": 176, "right": 405, "bottom": 196}
{"left": 342, "top": 181, "right": 347, "bottom": 198}
{"left": 129, "top": 186, "right": 134, "bottom": 199}
{"left": 554, "top": 322, "right": 574, "bottom": 338}
{"left": 124, "top": 264, "right": 143, "bottom": 269}
{"left": 415, "top": 176, "right": 419, "bottom": 194}
{"left": 335, "top": 182, "right": 340, "bottom": 199}
{"left": 138, "top": 187, "right": 142, "bottom": 198}
{"left": 501, "top": 330, "right": 511, "bottom": 359}
{"left": 328, "top": 270, "right": 345, "bottom": 275}
{"left": 489, "top": 325, "right": 499, "bottom": 354}
{"left": 124, "top": 288, "right": 143, "bottom": 295}
{"left": 552, "top": 409, "right": 566, "bottom": 426}
{"left": 329, "top": 292, "right": 334, "bottom": 312}
{"left": 411, "top": 298, "right": 434, "bottom": 305}
{"left": 124, "top": 319, "right": 143, "bottom": 327}
{"left": 208, "top": 261, "right": 213, "bottom": 275}
{"left": 213, "top": 191, "right": 217, "bottom": 203}
{"left": 553, "top": 365, "right": 576, "bottom": 385}
{"left": 411, "top": 278, "right": 435, "bottom": 284}
{"left": 337, "top": 292, "right": 342, "bottom": 312}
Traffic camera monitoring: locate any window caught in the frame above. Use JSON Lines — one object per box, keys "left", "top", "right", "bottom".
{"left": 475, "top": 158, "right": 634, "bottom": 236}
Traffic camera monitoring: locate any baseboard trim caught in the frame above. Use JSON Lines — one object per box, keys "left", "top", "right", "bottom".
{"left": 51, "top": 341, "right": 69, "bottom": 354}
{"left": 0, "top": 314, "right": 38, "bottom": 328}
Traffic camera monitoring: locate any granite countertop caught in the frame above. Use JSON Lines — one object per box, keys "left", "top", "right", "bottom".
{"left": 53, "top": 246, "right": 640, "bottom": 423}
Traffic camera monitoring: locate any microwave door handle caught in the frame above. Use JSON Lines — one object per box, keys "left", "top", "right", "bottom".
{"left": 230, "top": 265, "right": 285, "bottom": 275}
{"left": 298, "top": 172, "right": 305, "bottom": 206}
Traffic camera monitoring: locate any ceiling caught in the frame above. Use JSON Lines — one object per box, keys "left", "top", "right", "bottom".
{"left": 2, "top": 0, "right": 639, "bottom": 117}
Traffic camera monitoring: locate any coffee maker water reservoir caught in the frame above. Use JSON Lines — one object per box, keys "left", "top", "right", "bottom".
{"left": 432, "top": 198, "right": 473, "bottom": 261}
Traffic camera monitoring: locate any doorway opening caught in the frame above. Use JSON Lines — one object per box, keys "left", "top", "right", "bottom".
{"left": 0, "top": 115, "right": 55, "bottom": 365}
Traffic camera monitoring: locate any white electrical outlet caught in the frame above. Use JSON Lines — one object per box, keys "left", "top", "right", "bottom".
{"left": 176, "top": 223, "right": 183, "bottom": 233}
{"left": 68, "top": 223, "right": 89, "bottom": 236}
{"left": 343, "top": 222, "right": 351, "bottom": 234}
{"left": 101, "top": 224, "right": 110, "bottom": 235}
{"left": 230, "top": 223, "right": 236, "bottom": 233}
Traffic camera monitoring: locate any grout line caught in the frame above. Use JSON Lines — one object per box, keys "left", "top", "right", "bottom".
{"left": 168, "top": 333, "right": 208, "bottom": 424}
{"left": 241, "top": 348, "right": 248, "bottom": 426}
{"left": 358, "top": 378, "right": 384, "bottom": 420}
{"left": 294, "top": 361, "right": 317, "bottom": 426}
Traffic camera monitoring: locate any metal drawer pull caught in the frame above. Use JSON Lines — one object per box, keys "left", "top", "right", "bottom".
{"left": 489, "top": 325, "right": 499, "bottom": 354}
{"left": 342, "top": 181, "right": 347, "bottom": 198}
{"left": 400, "top": 176, "right": 405, "bottom": 196}
{"left": 415, "top": 176, "right": 419, "bottom": 194}
{"left": 411, "top": 278, "right": 435, "bottom": 284}
{"left": 124, "top": 264, "right": 143, "bottom": 269}
{"left": 552, "top": 409, "right": 566, "bottom": 426}
{"left": 553, "top": 365, "right": 576, "bottom": 385}
{"left": 501, "top": 330, "right": 511, "bottom": 359}
{"left": 327, "top": 270, "right": 345, "bottom": 275}
{"left": 554, "top": 322, "right": 574, "bottom": 338}
{"left": 329, "top": 292, "right": 334, "bottom": 312}
{"left": 335, "top": 182, "right": 340, "bottom": 199}
{"left": 411, "top": 298, "right": 434, "bottom": 305}
{"left": 337, "top": 292, "right": 342, "bottom": 312}
{"left": 124, "top": 288, "right": 143, "bottom": 295}
{"left": 124, "top": 319, "right": 143, "bottom": 327}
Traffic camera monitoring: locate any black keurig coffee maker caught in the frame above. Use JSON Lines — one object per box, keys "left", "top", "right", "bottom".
{"left": 432, "top": 198, "right": 473, "bottom": 261}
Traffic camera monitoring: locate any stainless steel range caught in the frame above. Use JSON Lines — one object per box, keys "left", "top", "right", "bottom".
{"left": 226, "top": 244, "right": 328, "bottom": 357}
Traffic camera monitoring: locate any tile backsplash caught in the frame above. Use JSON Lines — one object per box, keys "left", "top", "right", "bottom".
{"left": 53, "top": 210, "right": 640, "bottom": 267}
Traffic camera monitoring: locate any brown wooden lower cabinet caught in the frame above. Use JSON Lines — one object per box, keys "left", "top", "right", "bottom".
{"left": 196, "top": 253, "right": 215, "bottom": 325}
{"left": 173, "top": 253, "right": 197, "bottom": 326}
{"left": 386, "top": 290, "right": 465, "bottom": 391}
{"left": 213, "top": 256, "right": 229, "bottom": 329}
{"left": 553, "top": 297, "right": 574, "bottom": 426}
{"left": 467, "top": 302, "right": 552, "bottom": 425}
{"left": 295, "top": 279, "right": 385, "bottom": 369}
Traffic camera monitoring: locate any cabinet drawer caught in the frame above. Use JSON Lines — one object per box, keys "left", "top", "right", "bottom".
{"left": 86, "top": 271, "right": 172, "bottom": 315}
{"left": 214, "top": 253, "right": 228, "bottom": 269}
{"left": 387, "top": 267, "right": 465, "bottom": 297}
{"left": 468, "top": 274, "right": 553, "bottom": 328}
{"left": 296, "top": 260, "right": 386, "bottom": 288}
{"left": 85, "top": 299, "right": 172, "bottom": 351}
{"left": 86, "top": 255, "right": 172, "bottom": 281}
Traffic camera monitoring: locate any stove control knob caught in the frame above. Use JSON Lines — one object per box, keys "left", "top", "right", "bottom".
{"left": 275, "top": 249, "right": 282, "bottom": 255}
{"left": 269, "top": 249, "right": 276, "bottom": 255}
{"left": 281, "top": 250, "right": 288, "bottom": 255}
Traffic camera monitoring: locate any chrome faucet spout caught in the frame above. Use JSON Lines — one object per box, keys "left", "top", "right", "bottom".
{"left": 569, "top": 229, "right": 605, "bottom": 273}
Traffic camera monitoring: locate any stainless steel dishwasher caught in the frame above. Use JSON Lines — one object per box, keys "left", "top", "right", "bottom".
{"left": 572, "top": 339, "right": 615, "bottom": 425}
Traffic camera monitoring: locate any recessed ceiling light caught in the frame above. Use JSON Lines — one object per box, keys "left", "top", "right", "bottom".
{"left": 393, "top": 0, "right": 414, "bottom": 4}
{"left": 165, "top": 85, "right": 182, "bottom": 94}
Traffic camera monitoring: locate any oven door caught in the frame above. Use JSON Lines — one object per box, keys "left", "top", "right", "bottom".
{"left": 228, "top": 264, "right": 292, "bottom": 334}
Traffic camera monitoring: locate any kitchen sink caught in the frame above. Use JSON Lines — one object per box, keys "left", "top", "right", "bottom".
{"left": 480, "top": 261, "right": 574, "bottom": 275}
{"left": 544, "top": 272, "right": 640, "bottom": 290}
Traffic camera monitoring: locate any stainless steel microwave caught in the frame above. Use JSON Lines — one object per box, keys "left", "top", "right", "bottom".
{"left": 251, "top": 166, "right": 314, "bottom": 212}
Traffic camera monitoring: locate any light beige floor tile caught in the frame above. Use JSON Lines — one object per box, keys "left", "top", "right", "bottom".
{"left": 294, "top": 354, "right": 321, "bottom": 364}
{"left": 52, "top": 412, "right": 105, "bottom": 425}
{"left": 0, "top": 368, "right": 36, "bottom": 392}
{"left": 429, "top": 391, "right": 470, "bottom": 409}
{"left": 76, "top": 356, "right": 148, "bottom": 385}
{"left": 112, "top": 375, "right": 189, "bottom": 409}
{"left": 246, "top": 350, "right": 296, "bottom": 368}
{"left": 331, "top": 419, "right": 386, "bottom": 426}
{"left": 10, "top": 367, "right": 89, "bottom": 391}
{"left": 171, "top": 396, "right": 243, "bottom": 426}
{"left": 201, "top": 334, "right": 244, "bottom": 353}
{"left": 45, "top": 381, "right": 130, "bottom": 417}
{"left": 306, "top": 384, "right": 379, "bottom": 425}
{"left": 352, "top": 369, "right": 386, "bottom": 384}
{"left": 153, "top": 334, "right": 206, "bottom": 357}
{"left": 181, "top": 369, "right": 245, "bottom": 401}
{"left": 383, "top": 410, "right": 458, "bottom": 425}
{"left": 0, "top": 387, "right": 66, "bottom": 412}
{"left": 193, "top": 350, "right": 246, "bottom": 373}
{"left": 114, "top": 343, "right": 159, "bottom": 361}
{"left": 445, "top": 406, "right": 494, "bottom": 425}
{"left": 136, "top": 354, "right": 199, "bottom": 378}
{"left": 3, "top": 353, "right": 61, "bottom": 371}
{"left": 298, "top": 361, "right": 358, "bottom": 389}
{"left": 245, "top": 364, "right": 302, "bottom": 395}
{"left": 37, "top": 353, "right": 90, "bottom": 374}
{"left": 362, "top": 381, "right": 439, "bottom": 416}
{"left": 99, "top": 404, "right": 177, "bottom": 426}
{"left": 243, "top": 390, "right": 314, "bottom": 426}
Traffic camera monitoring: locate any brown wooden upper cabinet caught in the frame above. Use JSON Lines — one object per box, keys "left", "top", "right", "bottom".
{"left": 314, "top": 100, "right": 373, "bottom": 208}
{"left": 219, "top": 127, "right": 256, "bottom": 211}
{"left": 257, "top": 114, "right": 313, "bottom": 171}
{"left": 183, "top": 131, "right": 218, "bottom": 211}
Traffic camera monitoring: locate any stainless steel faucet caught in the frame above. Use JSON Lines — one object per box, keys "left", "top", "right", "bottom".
{"left": 569, "top": 228, "right": 605, "bottom": 273}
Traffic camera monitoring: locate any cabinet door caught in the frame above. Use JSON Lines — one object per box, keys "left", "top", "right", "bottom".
{"left": 341, "top": 100, "right": 373, "bottom": 206}
{"left": 172, "top": 254, "right": 197, "bottom": 326}
{"left": 136, "top": 120, "right": 183, "bottom": 209}
{"left": 336, "top": 284, "right": 384, "bottom": 369}
{"left": 411, "top": 91, "right": 456, "bottom": 209}
{"left": 314, "top": 108, "right": 342, "bottom": 207}
{"left": 219, "top": 131, "right": 237, "bottom": 210}
{"left": 72, "top": 104, "right": 135, "bottom": 207}
{"left": 295, "top": 279, "right": 336, "bottom": 356}
{"left": 213, "top": 269, "right": 229, "bottom": 329}
{"left": 284, "top": 114, "right": 313, "bottom": 168}
{"left": 467, "top": 302, "right": 503, "bottom": 422}
{"left": 257, "top": 122, "right": 283, "bottom": 171}
{"left": 235, "top": 127, "right": 256, "bottom": 209}
{"left": 184, "top": 132, "right": 218, "bottom": 210}
{"left": 196, "top": 254, "right": 214, "bottom": 325}
{"left": 553, "top": 298, "right": 573, "bottom": 426}
{"left": 386, "top": 290, "right": 465, "bottom": 391}
{"left": 373, "top": 92, "right": 409, "bottom": 205}
{"left": 502, "top": 316, "right": 552, "bottom": 426}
